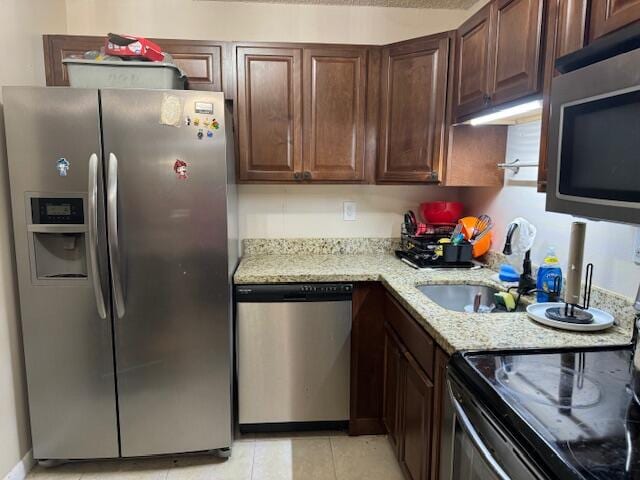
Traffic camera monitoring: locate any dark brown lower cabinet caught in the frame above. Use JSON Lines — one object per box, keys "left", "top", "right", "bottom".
{"left": 348, "top": 284, "right": 452, "bottom": 479}
{"left": 383, "top": 323, "right": 404, "bottom": 453}
{"left": 398, "top": 350, "right": 434, "bottom": 480}
{"left": 430, "top": 347, "right": 449, "bottom": 480}
{"left": 350, "top": 283, "right": 386, "bottom": 435}
{"left": 382, "top": 292, "right": 449, "bottom": 480}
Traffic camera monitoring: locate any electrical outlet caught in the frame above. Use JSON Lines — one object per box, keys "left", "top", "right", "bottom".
{"left": 634, "top": 227, "right": 640, "bottom": 265}
{"left": 343, "top": 201, "right": 356, "bottom": 221}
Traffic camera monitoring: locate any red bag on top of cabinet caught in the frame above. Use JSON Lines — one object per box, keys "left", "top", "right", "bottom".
{"left": 104, "top": 33, "right": 164, "bottom": 61}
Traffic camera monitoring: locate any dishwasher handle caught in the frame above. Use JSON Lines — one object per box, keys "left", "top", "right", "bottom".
{"left": 235, "top": 283, "right": 353, "bottom": 302}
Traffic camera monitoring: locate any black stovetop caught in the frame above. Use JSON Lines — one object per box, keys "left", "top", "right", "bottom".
{"left": 451, "top": 346, "right": 640, "bottom": 480}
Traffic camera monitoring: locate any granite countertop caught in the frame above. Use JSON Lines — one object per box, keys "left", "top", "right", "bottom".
{"left": 235, "top": 241, "right": 636, "bottom": 355}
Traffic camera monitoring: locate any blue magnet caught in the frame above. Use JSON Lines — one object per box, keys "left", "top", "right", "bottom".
{"left": 56, "top": 158, "right": 70, "bottom": 177}
{"left": 207, "top": 130, "right": 213, "bottom": 138}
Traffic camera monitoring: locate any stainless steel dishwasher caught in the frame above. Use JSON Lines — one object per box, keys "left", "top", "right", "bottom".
{"left": 235, "top": 283, "right": 352, "bottom": 432}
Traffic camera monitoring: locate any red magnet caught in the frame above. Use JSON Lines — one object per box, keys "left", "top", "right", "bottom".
{"left": 174, "top": 159, "right": 188, "bottom": 180}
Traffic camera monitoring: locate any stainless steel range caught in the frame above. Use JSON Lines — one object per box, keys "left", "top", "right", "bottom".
{"left": 442, "top": 346, "right": 639, "bottom": 480}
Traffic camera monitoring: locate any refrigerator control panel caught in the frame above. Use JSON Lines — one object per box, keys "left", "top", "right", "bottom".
{"left": 31, "top": 197, "right": 84, "bottom": 224}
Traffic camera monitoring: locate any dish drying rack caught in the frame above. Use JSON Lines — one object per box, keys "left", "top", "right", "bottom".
{"left": 398, "top": 223, "right": 473, "bottom": 267}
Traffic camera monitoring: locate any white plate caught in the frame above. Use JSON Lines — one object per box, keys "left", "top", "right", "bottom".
{"left": 526, "top": 302, "right": 615, "bottom": 332}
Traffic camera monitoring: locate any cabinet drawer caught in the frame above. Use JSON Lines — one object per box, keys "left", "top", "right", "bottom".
{"left": 384, "top": 292, "right": 435, "bottom": 379}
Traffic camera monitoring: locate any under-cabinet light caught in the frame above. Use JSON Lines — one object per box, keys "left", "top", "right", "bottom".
{"left": 469, "top": 100, "right": 542, "bottom": 126}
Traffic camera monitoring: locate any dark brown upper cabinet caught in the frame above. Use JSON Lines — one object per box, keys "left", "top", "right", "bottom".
{"left": 42, "top": 35, "right": 227, "bottom": 94}
{"left": 537, "top": 0, "right": 588, "bottom": 192}
{"left": 303, "top": 47, "right": 368, "bottom": 182}
{"left": 555, "top": 0, "right": 588, "bottom": 58}
{"left": 589, "top": 0, "right": 640, "bottom": 41}
{"left": 453, "top": 0, "right": 544, "bottom": 121}
{"left": 235, "top": 44, "right": 372, "bottom": 183}
{"left": 489, "top": 0, "right": 544, "bottom": 106}
{"left": 236, "top": 46, "right": 303, "bottom": 182}
{"left": 377, "top": 33, "right": 452, "bottom": 183}
{"left": 454, "top": 4, "right": 493, "bottom": 120}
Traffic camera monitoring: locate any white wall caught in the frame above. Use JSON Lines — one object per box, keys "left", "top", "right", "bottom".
{"left": 462, "top": 120, "right": 640, "bottom": 299}
{"left": 0, "top": 1, "right": 67, "bottom": 476}
{"left": 64, "top": 0, "right": 471, "bottom": 44}
{"left": 239, "top": 185, "right": 464, "bottom": 238}
{"left": 62, "top": 0, "right": 475, "bottom": 243}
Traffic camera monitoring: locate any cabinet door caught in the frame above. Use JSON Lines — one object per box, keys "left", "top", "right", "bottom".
{"left": 489, "top": 0, "right": 544, "bottom": 106}
{"left": 383, "top": 323, "right": 404, "bottom": 453}
{"left": 429, "top": 347, "right": 449, "bottom": 480}
{"left": 537, "top": 0, "right": 588, "bottom": 192}
{"left": 590, "top": 0, "right": 640, "bottom": 41}
{"left": 236, "top": 47, "right": 303, "bottom": 182}
{"left": 453, "top": 5, "right": 492, "bottom": 120}
{"left": 377, "top": 34, "right": 450, "bottom": 183}
{"left": 303, "top": 48, "right": 367, "bottom": 182}
{"left": 399, "top": 350, "right": 434, "bottom": 480}
{"left": 556, "top": 0, "right": 588, "bottom": 58}
{"left": 42, "top": 35, "right": 226, "bottom": 93}
{"left": 350, "top": 283, "right": 386, "bottom": 436}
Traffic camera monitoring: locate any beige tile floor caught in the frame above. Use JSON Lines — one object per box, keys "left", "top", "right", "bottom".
{"left": 26, "top": 432, "right": 404, "bottom": 480}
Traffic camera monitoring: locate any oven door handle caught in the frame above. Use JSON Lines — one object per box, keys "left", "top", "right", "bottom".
{"left": 447, "top": 380, "right": 511, "bottom": 480}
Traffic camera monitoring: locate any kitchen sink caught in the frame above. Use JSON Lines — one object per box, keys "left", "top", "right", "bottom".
{"left": 416, "top": 284, "right": 525, "bottom": 313}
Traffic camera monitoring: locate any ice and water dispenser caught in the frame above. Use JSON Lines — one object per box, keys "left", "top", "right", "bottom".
{"left": 28, "top": 196, "right": 87, "bottom": 282}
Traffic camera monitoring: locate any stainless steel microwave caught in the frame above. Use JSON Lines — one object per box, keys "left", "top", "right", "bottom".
{"left": 546, "top": 47, "right": 640, "bottom": 225}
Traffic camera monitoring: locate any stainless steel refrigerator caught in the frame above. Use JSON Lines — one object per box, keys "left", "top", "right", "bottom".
{"left": 2, "top": 87, "right": 237, "bottom": 461}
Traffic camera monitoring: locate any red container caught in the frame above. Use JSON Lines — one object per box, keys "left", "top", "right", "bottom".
{"left": 104, "top": 35, "right": 164, "bottom": 62}
{"left": 419, "top": 201, "right": 464, "bottom": 224}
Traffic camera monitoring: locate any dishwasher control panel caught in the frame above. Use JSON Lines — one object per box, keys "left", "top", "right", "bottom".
{"left": 235, "top": 283, "right": 353, "bottom": 302}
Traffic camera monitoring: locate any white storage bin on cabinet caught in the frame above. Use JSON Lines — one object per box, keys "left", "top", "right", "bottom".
{"left": 63, "top": 59, "right": 186, "bottom": 89}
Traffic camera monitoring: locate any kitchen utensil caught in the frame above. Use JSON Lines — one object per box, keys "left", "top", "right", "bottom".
{"left": 458, "top": 216, "right": 492, "bottom": 258}
{"left": 452, "top": 233, "right": 465, "bottom": 245}
{"left": 471, "top": 214, "right": 492, "bottom": 241}
{"left": 419, "top": 201, "right": 463, "bottom": 224}
{"left": 450, "top": 223, "right": 463, "bottom": 242}
{"left": 527, "top": 303, "right": 613, "bottom": 332}
{"left": 404, "top": 210, "right": 417, "bottom": 235}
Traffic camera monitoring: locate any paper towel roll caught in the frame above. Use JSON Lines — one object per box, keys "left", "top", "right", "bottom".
{"left": 565, "top": 222, "right": 586, "bottom": 305}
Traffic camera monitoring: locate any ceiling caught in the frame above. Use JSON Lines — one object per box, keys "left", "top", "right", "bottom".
{"left": 197, "top": 0, "right": 479, "bottom": 8}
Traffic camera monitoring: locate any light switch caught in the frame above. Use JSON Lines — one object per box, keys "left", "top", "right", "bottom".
{"left": 343, "top": 201, "right": 356, "bottom": 221}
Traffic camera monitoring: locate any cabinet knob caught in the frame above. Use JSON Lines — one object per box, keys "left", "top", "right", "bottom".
{"left": 303, "top": 171, "right": 312, "bottom": 180}
{"left": 293, "top": 171, "right": 302, "bottom": 180}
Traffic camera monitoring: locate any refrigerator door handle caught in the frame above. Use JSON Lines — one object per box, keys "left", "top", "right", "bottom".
{"left": 88, "top": 153, "right": 107, "bottom": 319}
{"left": 107, "top": 152, "right": 126, "bottom": 319}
